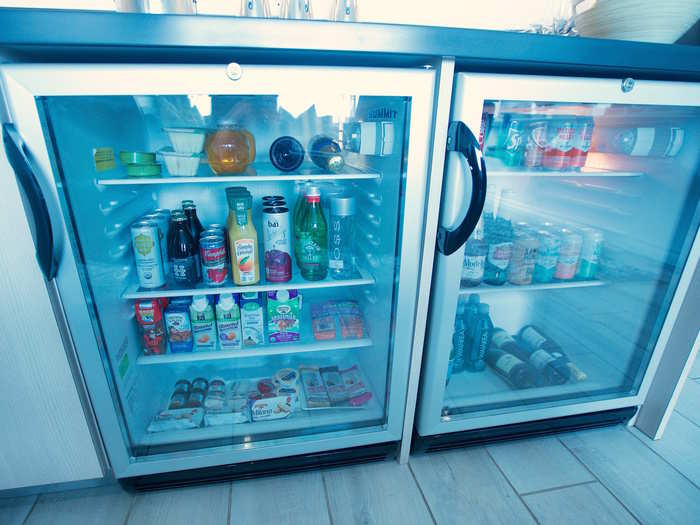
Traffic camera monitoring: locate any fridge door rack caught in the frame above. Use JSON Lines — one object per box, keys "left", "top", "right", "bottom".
{"left": 96, "top": 163, "right": 381, "bottom": 185}
{"left": 122, "top": 266, "right": 375, "bottom": 300}
{"left": 459, "top": 279, "right": 605, "bottom": 295}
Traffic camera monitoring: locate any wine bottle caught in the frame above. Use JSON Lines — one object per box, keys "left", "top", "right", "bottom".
{"left": 486, "top": 347, "right": 536, "bottom": 389}
{"left": 518, "top": 325, "right": 586, "bottom": 383}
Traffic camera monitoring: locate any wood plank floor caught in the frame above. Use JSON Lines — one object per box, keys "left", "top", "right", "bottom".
{"left": 3, "top": 372, "right": 699, "bottom": 525}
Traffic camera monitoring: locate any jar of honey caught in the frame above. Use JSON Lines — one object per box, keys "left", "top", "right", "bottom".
{"left": 205, "top": 126, "right": 256, "bottom": 174}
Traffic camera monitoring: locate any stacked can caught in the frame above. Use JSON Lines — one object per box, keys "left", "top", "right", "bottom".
{"left": 533, "top": 230, "right": 560, "bottom": 283}
{"left": 508, "top": 228, "right": 539, "bottom": 285}
{"left": 200, "top": 231, "right": 227, "bottom": 286}
{"left": 554, "top": 228, "right": 583, "bottom": 280}
{"left": 130, "top": 219, "right": 166, "bottom": 289}
{"left": 142, "top": 209, "right": 170, "bottom": 276}
{"left": 577, "top": 228, "right": 604, "bottom": 279}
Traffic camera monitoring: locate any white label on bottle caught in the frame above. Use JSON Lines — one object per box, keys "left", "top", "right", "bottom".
{"left": 329, "top": 259, "right": 344, "bottom": 269}
{"left": 664, "top": 128, "right": 684, "bottom": 157}
{"left": 491, "top": 330, "right": 514, "bottom": 349}
{"left": 495, "top": 353, "right": 522, "bottom": 375}
{"left": 462, "top": 255, "right": 485, "bottom": 280}
{"left": 520, "top": 327, "right": 546, "bottom": 350}
{"left": 488, "top": 243, "right": 512, "bottom": 270}
{"left": 535, "top": 254, "right": 558, "bottom": 270}
{"left": 630, "top": 127, "right": 654, "bottom": 156}
{"left": 529, "top": 349, "right": 555, "bottom": 370}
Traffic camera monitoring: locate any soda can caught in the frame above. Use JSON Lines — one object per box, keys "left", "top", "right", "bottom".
{"left": 131, "top": 220, "right": 166, "bottom": 289}
{"left": 262, "top": 206, "right": 292, "bottom": 282}
{"left": 543, "top": 117, "right": 576, "bottom": 170}
{"left": 502, "top": 118, "right": 526, "bottom": 167}
{"left": 533, "top": 230, "right": 560, "bottom": 283}
{"left": 554, "top": 228, "right": 583, "bottom": 280}
{"left": 523, "top": 119, "right": 548, "bottom": 168}
{"left": 570, "top": 117, "right": 594, "bottom": 169}
{"left": 263, "top": 195, "right": 286, "bottom": 205}
{"left": 200, "top": 235, "right": 227, "bottom": 286}
{"left": 142, "top": 212, "right": 170, "bottom": 276}
{"left": 577, "top": 228, "right": 603, "bottom": 280}
{"left": 508, "top": 230, "right": 539, "bottom": 285}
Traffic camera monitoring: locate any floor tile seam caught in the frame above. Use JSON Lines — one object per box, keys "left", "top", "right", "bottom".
{"left": 406, "top": 461, "right": 438, "bottom": 525}
{"left": 20, "top": 495, "right": 39, "bottom": 525}
{"left": 518, "top": 479, "right": 599, "bottom": 498}
{"left": 320, "top": 469, "right": 335, "bottom": 525}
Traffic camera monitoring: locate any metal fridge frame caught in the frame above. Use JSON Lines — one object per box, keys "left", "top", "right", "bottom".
{"left": 0, "top": 63, "right": 436, "bottom": 478}
{"left": 415, "top": 71, "right": 700, "bottom": 438}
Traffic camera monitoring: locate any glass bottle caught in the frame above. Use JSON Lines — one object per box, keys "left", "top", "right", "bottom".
{"left": 462, "top": 217, "right": 487, "bottom": 286}
{"left": 484, "top": 190, "right": 514, "bottom": 285}
{"left": 296, "top": 185, "right": 329, "bottom": 281}
{"left": 183, "top": 203, "right": 204, "bottom": 281}
{"left": 328, "top": 196, "right": 356, "bottom": 279}
{"left": 308, "top": 135, "right": 344, "bottom": 172}
{"left": 205, "top": 126, "right": 256, "bottom": 174}
{"left": 269, "top": 136, "right": 305, "bottom": 172}
{"left": 167, "top": 212, "right": 197, "bottom": 287}
{"left": 227, "top": 195, "right": 260, "bottom": 285}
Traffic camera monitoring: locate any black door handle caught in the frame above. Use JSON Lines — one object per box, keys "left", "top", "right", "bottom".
{"left": 436, "top": 121, "right": 488, "bottom": 256}
{"left": 3, "top": 123, "right": 57, "bottom": 281}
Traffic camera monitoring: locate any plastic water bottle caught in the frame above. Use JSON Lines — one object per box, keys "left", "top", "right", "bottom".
{"left": 465, "top": 303, "right": 493, "bottom": 371}
{"left": 328, "top": 196, "right": 356, "bottom": 279}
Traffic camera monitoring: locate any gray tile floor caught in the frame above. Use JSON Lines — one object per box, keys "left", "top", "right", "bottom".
{"left": 2, "top": 358, "right": 700, "bottom": 525}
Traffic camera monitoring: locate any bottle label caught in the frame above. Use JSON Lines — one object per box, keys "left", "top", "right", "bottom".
{"left": 495, "top": 353, "right": 522, "bottom": 375}
{"left": 234, "top": 238, "right": 256, "bottom": 283}
{"left": 487, "top": 243, "right": 512, "bottom": 270}
{"left": 171, "top": 256, "right": 196, "bottom": 284}
{"left": 491, "top": 330, "right": 514, "bottom": 349}
{"left": 535, "top": 253, "right": 558, "bottom": 270}
{"left": 529, "top": 349, "right": 555, "bottom": 370}
{"left": 462, "top": 255, "right": 486, "bottom": 280}
{"left": 520, "top": 327, "right": 546, "bottom": 350}
{"left": 299, "top": 233, "right": 323, "bottom": 268}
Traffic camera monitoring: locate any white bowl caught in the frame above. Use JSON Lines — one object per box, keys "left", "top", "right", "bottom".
{"left": 159, "top": 148, "right": 202, "bottom": 177}
{"left": 163, "top": 127, "right": 207, "bottom": 154}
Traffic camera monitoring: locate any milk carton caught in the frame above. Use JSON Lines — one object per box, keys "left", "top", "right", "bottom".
{"left": 267, "top": 289, "right": 301, "bottom": 343}
{"left": 189, "top": 295, "right": 217, "bottom": 352}
{"left": 216, "top": 293, "right": 243, "bottom": 351}
{"left": 240, "top": 292, "right": 265, "bottom": 347}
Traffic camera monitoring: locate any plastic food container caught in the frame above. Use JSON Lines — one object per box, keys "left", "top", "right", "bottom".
{"left": 159, "top": 148, "right": 202, "bottom": 177}
{"left": 119, "top": 151, "right": 155, "bottom": 165}
{"left": 126, "top": 163, "right": 162, "bottom": 177}
{"left": 163, "top": 127, "right": 207, "bottom": 154}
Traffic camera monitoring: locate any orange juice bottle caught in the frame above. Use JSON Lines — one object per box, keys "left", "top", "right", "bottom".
{"left": 227, "top": 194, "right": 260, "bottom": 285}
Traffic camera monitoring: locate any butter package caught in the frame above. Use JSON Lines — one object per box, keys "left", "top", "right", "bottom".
{"left": 267, "top": 289, "right": 301, "bottom": 343}
{"left": 300, "top": 366, "right": 330, "bottom": 408}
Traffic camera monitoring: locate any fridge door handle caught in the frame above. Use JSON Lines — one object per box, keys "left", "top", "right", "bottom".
{"left": 436, "top": 121, "right": 487, "bottom": 255}
{"left": 2, "top": 123, "right": 58, "bottom": 280}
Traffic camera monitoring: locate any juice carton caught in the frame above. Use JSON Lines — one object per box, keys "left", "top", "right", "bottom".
{"left": 267, "top": 289, "right": 301, "bottom": 343}
{"left": 164, "top": 298, "right": 193, "bottom": 353}
{"left": 240, "top": 292, "right": 265, "bottom": 347}
{"left": 216, "top": 293, "right": 243, "bottom": 351}
{"left": 189, "top": 295, "right": 217, "bottom": 352}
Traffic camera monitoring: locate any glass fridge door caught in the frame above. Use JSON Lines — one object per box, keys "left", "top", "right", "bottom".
{"left": 417, "top": 73, "right": 700, "bottom": 436}
{"left": 3, "top": 65, "right": 434, "bottom": 476}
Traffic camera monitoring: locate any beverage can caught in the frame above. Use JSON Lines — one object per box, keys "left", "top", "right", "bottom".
{"left": 533, "top": 230, "right": 560, "bottom": 283}
{"left": 131, "top": 220, "right": 166, "bottom": 289}
{"left": 200, "top": 235, "right": 227, "bottom": 285}
{"left": 142, "top": 212, "right": 170, "bottom": 276}
{"left": 570, "top": 117, "right": 594, "bottom": 169}
{"left": 502, "top": 118, "right": 526, "bottom": 167}
{"left": 523, "top": 119, "right": 548, "bottom": 168}
{"left": 263, "top": 206, "right": 292, "bottom": 282}
{"left": 508, "top": 230, "right": 538, "bottom": 285}
{"left": 478, "top": 102, "right": 495, "bottom": 150}
{"left": 543, "top": 117, "right": 576, "bottom": 170}
{"left": 577, "top": 228, "right": 603, "bottom": 279}
{"left": 554, "top": 228, "right": 583, "bottom": 280}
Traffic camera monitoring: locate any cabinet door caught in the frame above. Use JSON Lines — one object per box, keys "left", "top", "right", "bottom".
{"left": 0, "top": 123, "right": 103, "bottom": 490}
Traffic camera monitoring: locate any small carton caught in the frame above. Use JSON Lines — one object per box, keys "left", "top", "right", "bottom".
{"left": 267, "top": 289, "right": 301, "bottom": 344}
{"left": 240, "top": 292, "right": 265, "bottom": 347}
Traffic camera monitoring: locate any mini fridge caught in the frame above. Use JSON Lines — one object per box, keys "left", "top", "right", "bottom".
{"left": 0, "top": 64, "right": 435, "bottom": 484}
{"left": 415, "top": 73, "right": 700, "bottom": 448}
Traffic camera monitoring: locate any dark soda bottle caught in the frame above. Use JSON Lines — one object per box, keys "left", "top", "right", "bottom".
{"left": 183, "top": 204, "right": 204, "bottom": 280}
{"left": 518, "top": 325, "right": 586, "bottom": 383}
{"left": 486, "top": 347, "right": 536, "bottom": 389}
{"left": 269, "top": 136, "right": 305, "bottom": 172}
{"left": 168, "top": 212, "right": 197, "bottom": 287}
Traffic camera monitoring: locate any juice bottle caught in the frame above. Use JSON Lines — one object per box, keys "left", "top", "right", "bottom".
{"left": 227, "top": 194, "right": 260, "bottom": 285}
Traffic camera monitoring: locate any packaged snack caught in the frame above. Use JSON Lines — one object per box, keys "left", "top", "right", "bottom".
{"left": 320, "top": 366, "right": 347, "bottom": 405}
{"left": 209, "top": 378, "right": 226, "bottom": 393}
{"left": 267, "top": 289, "right": 301, "bottom": 343}
{"left": 250, "top": 394, "right": 293, "bottom": 421}
{"left": 185, "top": 389, "right": 205, "bottom": 408}
{"left": 336, "top": 301, "right": 365, "bottom": 339}
{"left": 173, "top": 379, "right": 191, "bottom": 394}
{"left": 204, "top": 390, "right": 226, "bottom": 410}
{"left": 340, "top": 365, "right": 373, "bottom": 406}
{"left": 257, "top": 378, "right": 276, "bottom": 395}
{"left": 277, "top": 386, "right": 300, "bottom": 410}
{"left": 240, "top": 292, "right": 265, "bottom": 346}
{"left": 147, "top": 408, "right": 203, "bottom": 433}
{"left": 205, "top": 380, "right": 251, "bottom": 426}
{"left": 168, "top": 391, "right": 187, "bottom": 410}
{"left": 275, "top": 368, "right": 299, "bottom": 389}
{"left": 192, "top": 377, "right": 209, "bottom": 392}
{"left": 311, "top": 302, "right": 337, "bottom": 341}
{"left": 300, "top": 366, "right": 330, "bottom": 408}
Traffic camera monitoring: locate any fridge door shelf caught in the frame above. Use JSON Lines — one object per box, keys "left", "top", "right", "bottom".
{"left": 486, "top": 158, "right": 643, "bottom": 178}
{"left": 137, "top": 381, "right": 383, "bottom": 450}
{"left": 460, "top": 279, "right": 605, "bottom": 296}
{"left": 122, "top": 266, "right": 375, "bottom": 299}
{"left": 97, "top": 163, "right": 380, "bottom": 186}
{"left": 137, "top": 336, "right": 373, "bottom": 365}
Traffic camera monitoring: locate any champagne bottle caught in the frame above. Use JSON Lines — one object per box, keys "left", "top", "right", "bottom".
{"left": 486, "top": 347, "right": 536, "bottom": 389}
{"left": 518, "top": 325, "right": 586, "bottom": 383}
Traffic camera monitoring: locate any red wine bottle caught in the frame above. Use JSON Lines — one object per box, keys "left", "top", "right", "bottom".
{"left": 486, "top": 346, "right": 536, "bottom": 389}
{"left": 518, "top": 325, "right": 586, "bottom": 383}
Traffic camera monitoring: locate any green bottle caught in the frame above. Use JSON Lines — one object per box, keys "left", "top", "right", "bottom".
{"left": 296, "top": 185, "right": 328, "bottom": 281}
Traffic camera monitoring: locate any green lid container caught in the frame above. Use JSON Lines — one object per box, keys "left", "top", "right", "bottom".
{"left": 120, "top": 151, "right": 156, "bottom": 165}
{"left": 126, "top": 163, "right": 162, "bottom": 177}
